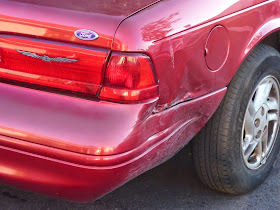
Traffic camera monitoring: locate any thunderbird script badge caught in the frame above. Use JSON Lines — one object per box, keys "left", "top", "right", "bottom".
{"left": 17, "top": 50, "right": 78, "bottom": 63}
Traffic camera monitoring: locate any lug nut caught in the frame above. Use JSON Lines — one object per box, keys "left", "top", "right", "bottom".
{"left": 255, "top": 119, "right": 260, "bottom": 127}
{"left": 261, "top": 107, "right": 265, "bottom": 116}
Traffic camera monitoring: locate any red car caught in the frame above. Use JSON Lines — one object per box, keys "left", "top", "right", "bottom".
{"left": 0, "top": 0, "right": 280, "bottom": 202}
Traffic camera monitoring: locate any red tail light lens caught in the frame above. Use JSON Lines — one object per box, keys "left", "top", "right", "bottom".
{"left": 0, "top": 36, "right": 108, "bottom": 95}
{"left": 99, "top": 53, "right": 159, "bottom": 102}
{"left": 0, "top": 37, "right": 158, "bottom": 103}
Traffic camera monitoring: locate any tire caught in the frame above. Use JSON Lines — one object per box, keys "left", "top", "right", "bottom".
{"left": 192, "top": 44, "right": 280, "bottom": 194}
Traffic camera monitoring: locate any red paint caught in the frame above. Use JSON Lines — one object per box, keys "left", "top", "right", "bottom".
{"left": 0, "top": 36, "right": 108, "bottom": 95}
{"left": 0, "top": 87, "right": 226, "bottom": 202}
{"left": 0, "top": 0, "right": 279, "bottom": 202}
{"left": 112, "top": 0, "right": 276, "bottom": 109}
{"left": 205, "top": 26, "right": 230, "bottom": 71}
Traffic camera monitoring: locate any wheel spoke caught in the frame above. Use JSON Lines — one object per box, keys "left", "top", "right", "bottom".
{"left": 255, "top": 141, "right": 263, "bottom": 166}
{"left": 267, "top": 98, "right": 279, "bottom": 111}
{"left": 262, "top": 127, "right": 268, "bottom": 155}
{"left": 244, "top": 141, "right": 258, "bottom": 160}
{"left": 244, "top": 110, "right": 254, "bottom": 135}
{"left": 248, "top": 99, "right": 256, "bottom": 116}
{"left": 263, "top": 81, "right": 273, "bottom": 99}
{"left": 257, "top": 141, "right": 262, "bottom": 154}
{"left": 267, "top": 112, "right": 279, "bottom": 122}
{"left": 253, "top": 81, "right": 273, "bottom": 111}
{"left": 243, "top": 135, "right": 253, "bottom": 151}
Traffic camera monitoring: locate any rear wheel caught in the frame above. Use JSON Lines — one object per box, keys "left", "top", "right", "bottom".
{"left": 192, "top": 44, "right": 280, "bottom": 194}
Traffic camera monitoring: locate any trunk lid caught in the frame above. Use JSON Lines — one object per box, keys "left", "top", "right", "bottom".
{"left": 0, "top": 0, "right": 158, "bottom": 48}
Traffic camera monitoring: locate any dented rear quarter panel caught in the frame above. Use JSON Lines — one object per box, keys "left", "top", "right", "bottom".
{"left": 113, "top": 0, "right": 276, "bottom": 110}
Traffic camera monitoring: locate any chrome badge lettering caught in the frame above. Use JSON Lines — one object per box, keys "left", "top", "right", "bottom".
{"left": 17, "top": 50, "right": 78, "bottom": 63}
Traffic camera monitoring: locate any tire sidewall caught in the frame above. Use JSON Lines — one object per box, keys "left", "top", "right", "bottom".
{"left": 229, "top": 55, "right": 280, "bottom": 192}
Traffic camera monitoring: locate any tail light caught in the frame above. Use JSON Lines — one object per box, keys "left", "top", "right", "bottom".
{"left": 0, "top": 37, "right": 158, "bottom": 103}
{"left": 99, "top": 53, "right": 159, "bottom": 102}
{"left": 0, "top": 37, "right": 107, "bottom": 95}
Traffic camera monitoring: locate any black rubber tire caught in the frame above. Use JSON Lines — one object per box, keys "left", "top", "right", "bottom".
{"left": 192, "top": 44, "right": 280, "bottom": 194}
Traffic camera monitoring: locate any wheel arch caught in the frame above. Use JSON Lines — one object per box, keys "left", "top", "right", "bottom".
{"left": 244, "top": 19, "right": 280, "bottom": 57}
{"left": 226, "top": 19, "right": 280, "bottom": 90}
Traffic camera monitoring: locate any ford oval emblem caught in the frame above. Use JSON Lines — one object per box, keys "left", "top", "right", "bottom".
{"left": 74, "top": 29, "right": 99, "bottom": 41}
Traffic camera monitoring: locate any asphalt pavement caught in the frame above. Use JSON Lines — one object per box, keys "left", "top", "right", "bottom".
{"left": 0, "top": 145, "right": 280, "bottom": 210}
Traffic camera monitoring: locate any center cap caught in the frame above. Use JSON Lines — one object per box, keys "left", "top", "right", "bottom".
{"left": 253, "top": 104, "right": 269, "bottom": 140}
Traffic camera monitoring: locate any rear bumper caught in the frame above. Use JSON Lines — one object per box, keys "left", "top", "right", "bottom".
{"left": 0, "top": 83, "right": 226, "bottom": 202}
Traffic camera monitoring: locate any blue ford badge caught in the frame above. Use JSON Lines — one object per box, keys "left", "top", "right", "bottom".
{"left": 74, "top": 29, "right": 99, "bottom": 41}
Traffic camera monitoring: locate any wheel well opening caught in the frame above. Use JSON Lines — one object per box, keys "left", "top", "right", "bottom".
{"left": 260, "top": 31, "right": 280, "bottom": 52}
